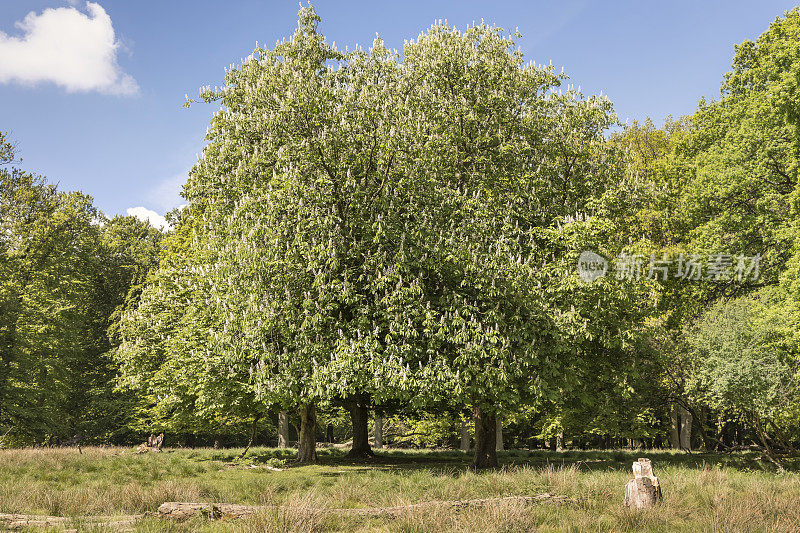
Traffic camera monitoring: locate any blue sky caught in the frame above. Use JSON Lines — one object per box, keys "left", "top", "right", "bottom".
{"left": 0, "top": 1, "right": 797, "bottom": 226}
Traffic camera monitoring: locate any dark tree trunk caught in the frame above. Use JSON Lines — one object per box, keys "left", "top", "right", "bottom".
{"left": 239, "top": 415, "right": 260, "bottom": 458}
{"left": 716, "top": 417, "right": 726, "bottom": 450}
{"left": 326, "top": 424, "right": 334, "bottom": 443}
{"left": 297, "top": 403, "right": 317, "bottom": 464}
{"left": 472, "top": 406, "right": 497, "bottom": 469}
{"left": 347, "top": 395, "right": 373, "bottom": 458}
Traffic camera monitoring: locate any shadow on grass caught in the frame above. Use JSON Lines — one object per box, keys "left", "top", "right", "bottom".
{"left": 498, "top": 448, "right": 781, "bottom": 473}
{"left": 214, "top": 446, "right": 791, "bottom": 475}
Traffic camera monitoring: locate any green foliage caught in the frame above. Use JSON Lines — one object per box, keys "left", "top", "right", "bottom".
{"left": 115, "top": 206, "right": 266, "bottom": 436}
{"left": 0, "top": 138, "right": 163, "bottom": 444}
{"left": 0, "top": 131, "right": 14, "bottom": 166}
{"left": 386, "top": 413, "right": 462, "bottom": 448}
{"left": 102, "top": 6, "right": 630, "bottom": 462}
{"left": 674, "top": 9, "right": 800, "bottom": 288}
{"left": 686, "top": 290, "right": 799, "bottom": 426}
{"left": 586, "top": 8, "right": 800, "bottom": 454}
{"left": 10, "top": 5, "right": 800, "bottom": 457}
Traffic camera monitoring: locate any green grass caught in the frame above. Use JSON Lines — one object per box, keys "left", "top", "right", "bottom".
{"left": 1, "top": 446, "right": 799, "bottom": 531}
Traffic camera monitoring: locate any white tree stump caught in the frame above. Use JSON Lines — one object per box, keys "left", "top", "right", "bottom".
{"left": 624, "top": 458, "right": 662, "bottom": 509}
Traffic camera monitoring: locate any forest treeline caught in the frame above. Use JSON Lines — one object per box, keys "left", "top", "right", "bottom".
{"left": 2, "top": 6, "right": 800, "bottom": 468}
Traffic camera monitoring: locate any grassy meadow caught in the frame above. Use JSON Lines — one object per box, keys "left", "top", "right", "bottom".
{"left": 1, "top": 446, "right": 799, "bottom": 532}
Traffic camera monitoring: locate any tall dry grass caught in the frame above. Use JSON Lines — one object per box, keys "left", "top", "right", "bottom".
{"left": 1, "top": 446, "right": 799, "bottom": 531}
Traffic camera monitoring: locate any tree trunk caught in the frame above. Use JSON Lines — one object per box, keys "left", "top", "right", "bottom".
{"left": 347, "top": 395, "right": 375, "bottom": 459}
{"left": 698, "top": 407, "right": 712, "bottom": 450}
{"left": 495, "top": 417, "right": 504, "bottom": 451}
{"left": 374, "top": 415, "right": 383, "bottom": 448}
{"left": 347, "top": 396, "right": 373, "bottom": 458}
{"left": 679, "top": 406, "right": 692, "bottom": 451}
{"left": 296, "top": 404, "right": 317, "bottom": 463}
{"left": 472, "top": 406, "right": 497, "bottom": 468}
{"left": 460, "top": 420, "right": 471, "bottom": 451}
{"left": 556, "top": 432, "right": 564, "bottom": 451}
{"left": 278, "top": 411, "right": 289, "bottom": 448}
{"left": 670, "top": 404, "right": 680, "bottom": 449}
{"left": 716, "top": 415, "right": 726, "bottom": 450}
{"left": 239, "top": 415, "right": 259, "bottom": 458}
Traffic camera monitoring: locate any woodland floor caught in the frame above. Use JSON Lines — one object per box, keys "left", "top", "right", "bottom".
{"left": 0, "top": 446, "right": 799, "bottom": 532}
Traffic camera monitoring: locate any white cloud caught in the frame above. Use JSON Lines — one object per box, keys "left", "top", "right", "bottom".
{"left": 148, "top": 172, "right": 188, "bottom": 213}
{"left": 0, "top": 2, "right": 138, "bottom": 95}
{"left": 126, "top": 207, "right": 168, "bottom": 231}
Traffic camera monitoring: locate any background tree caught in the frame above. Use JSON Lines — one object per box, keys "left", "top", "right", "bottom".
{"left": 686, "top": 289, "right": 800, "bottom": 466}
{"left": 1, "top": 133, "right": 163, "bottom": 444}
{"left": 115, "top": 206, "right": 269, "bottom": 446}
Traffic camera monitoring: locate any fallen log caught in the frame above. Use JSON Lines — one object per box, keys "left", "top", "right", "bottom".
{"left": 0, "top": 494, "right": 569, "bottom": 529}
{"left": 158, "top": 493, "right": 569, "bottom": 520}
{"left": 339, "top": 493, "right": 569, "bottom": 518}
{"left": 0, "top": 512, "right": 141, "bottom": 530}
{"left": 158, "top": 502, "right": 262, "bottom": 520}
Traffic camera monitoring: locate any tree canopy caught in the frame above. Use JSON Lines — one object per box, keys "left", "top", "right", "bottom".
{"left": 5, "top": 5, "right": 800, "bottom": 470}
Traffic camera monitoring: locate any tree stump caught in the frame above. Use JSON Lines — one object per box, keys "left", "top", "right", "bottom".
{"left": 624, "top": 458, "right": 662, "bottom": 509}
